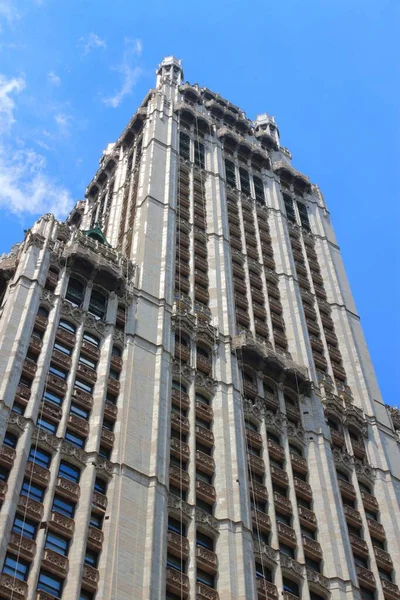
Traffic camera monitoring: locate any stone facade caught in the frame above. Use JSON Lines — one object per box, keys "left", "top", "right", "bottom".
{"left": 0, "top": 56, "right": 398, "bottom": 600}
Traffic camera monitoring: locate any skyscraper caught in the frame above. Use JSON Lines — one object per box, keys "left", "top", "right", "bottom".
{"left": 0, "top": 55, "right": 398, "bottom": 600}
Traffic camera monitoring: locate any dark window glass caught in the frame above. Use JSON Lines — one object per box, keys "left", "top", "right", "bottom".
{"left": 43, "top": 390, "right": 63, "bottom": 406}
{"left": 360, "top": 589, "right": 375, "bottom": 600}
{"left": 70, "top": 403, "right": 90, "bottom": 420}
{"left": 84, "top": 549, "right": 99, "bottom": 567}
{"left": 4, "top": 431, "right": 17, "bottom": 448}
{"left": 58, "top": 460, "right": 80, "bottom": 483}
{"left": 0, "top": 465, "right": 8, "bottom": 481}
{"left": 179, "top": 132, "right": 191, "bottom": 161}
{"left": 52, "top": 495, "right": 75, "bottom": 518}
{"left": 65, "top": 430, "right": 85, "bottom": 449}
{"left": 37, "top": 419, "right": 57, "bottom": 434}
{"left": 79, "top": 590, "right": 94, "bottom": 600}
{"left": 66, "top": 277, "right": 85, "bottom": 307}
{"left": 89, "top": 512, "right": 103, "bottom": 529}
{"left": 283, "top": 578, "right": 299, "bottom": 595}
{"left": 28, "top": 447, "right": 51, "bottom": 468}
{"left": 19, "top": 375, "right": 32, "bottom": 388}
{"left": 2, "top": 554, "right": 29, "bottom": 581}
{"left": 38, "top": 306, "right": 49, "bottom": 317}
{"left": 196, "top": 472, "right": 212, "bottom": 485}
{"left": 196, "top": 498, "right": 213, "bottom": 514}
{"left": 194, "top": 141, "right": 205, "bottom": 169}
{"left": 37, "top": 570, "right": 63, "bottom": 595}
{"left": 225, "top": 159, "right": 236, "bottom": 187}
{"left": 168, "top": 517, "right": 186, "bottom": 536}
{"left": 12, "top": 516, "right": 37, "bottom": 539}
{"left": 74, "top": 379, "right": 93, "bottom": 394}
{"left": 49, "top": 364, "right": 68, "bottom": 380}
{"left": 106, "top": 392, "right": 117, "bottom": 405}
{"left": 284, "top": 195, "right": 296, "bottom": 222}
{"left": 167, "top": 553, "right": 185, "bottom": 572}
{"left": 88, "top": 289, "right": 107, "bottom": 319}
{"left": 21, "top": 480, "right": 45, "bottom": 502}
{"left": 102, "top": 419, "right": 114, "bottom": 432}
{"left": 354, "top": 556, "right": 369, "bottom": 569}
{"left": 59, "top": 319, "right": 76, "bottom": 334}
{"left": 112, "top": 346, "right": 122, "bottom": 357}
{"left": 253, "top": 175, "right": 265, "bottom": 203}
{"left": 32, "top": 328, "right": 43, "bottom": 340}
{"left": 305, "top": 556, "right": 321, "bottom": 572}
{"left": 196, "top": 531, "right": 214, "bottom": 550}
{"left": 276, "top": 513, "right": 291, "bottom": 526}
{"left": 83, "top": 332, "right": 100, "bottom": 347}
{"left": 109, "top": 368, "right": 120, "bottom": 381}
{"left": 12, "top": 403, "right": 25, "bottom": 415}
{"left": 297, "top": 201, "right": 311, "bottom": 230}
{"left": 45, "top": 531, "right": 69, "bottom": 556}
{"left": 196, "top": 393, "right": 210, "bottom": 406}
{"left": 255, "top": 562, "right": 272, "bottom": 580}
{"left": 172, "top": 380, "right": 187, "bottom": 393}
{"left": 196, "top": 568, "right": 215, "bottom": 588}
{"left": 99, "top": 446, "right": 111, "bottom": 459}
{"left": 239, "top": 167, "right": 251, "bottom": 195}
{"left": 94, "top": 478, "right": 107, "bottom": 494}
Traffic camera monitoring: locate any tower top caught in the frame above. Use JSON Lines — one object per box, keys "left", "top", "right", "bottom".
{"left": 156, "top": 56, "right": 184, "bottom": 87}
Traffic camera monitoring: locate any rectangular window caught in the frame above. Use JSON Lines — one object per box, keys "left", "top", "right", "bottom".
{"left": 2, "top": 554, "right": 29, "bottom": 581}
{"left": 74, "top": 379, "right": 93, "bottom": 394}
{"left": 167, "top": 553, "right": 184, "bottom": 572}
{"left": 49, "top": 364, "right": 68, "bottom": 380}
{"left": 21, "top": 480, "right": 45, "bottom": 503}
{"left": 45, "top": 531, "right": 69, "bottom": 556}
{"left": 84, "top": 549, "right": 99, "bottom": 567}
{"left": 19, "top": 375, "right": 32, "bottom": 388}
{"left": 58, "top": 460, "right": 80, "bottom": 483}
{"left": 65, "top": 430, "right": 85, "bottom": 449}
{"left": 102, "top": 419, "right": 114, "bottom": 432}
{"left": 82, "top": 332, "right": 100, "bottom": 347}
{"left": 239, "top": 167, "right": 251, "bottom": 196}
{"left": 59, "top": 319, "right": 76, "bottom": 334}
{"left": 94, "top": 478, "right": 107, "bottom": 494}
{"left": 280, "top": 544, "right": 295, "bottom": 559}
{"left": 225, "top": 159, "right": 236, "bottom": 187}
{"left": 179, "top": 132, "right": 191, "bottom": 161}
{"left": 253, "top": 175, "right": 265, "bottom": 203}
{"left": 70, "top": 403, "right": 90, "bottom": 420}
{"left": 28, "top": 447, "right": 51, "bottom": 468}
{"left": 37, "top": 419, "right": 57, "bottom": 434}
{"left": 196, "top": 568, "right": 215, "bottom": 588}
{"left": 43, "top": 390, "right": 63, "bottom": 406}
{"left": 52, "top": 495, "right": 75, "bottom": 518}
{"left": 0, "top": 465, "right": 8, "bottom": 481}
{"left": 13, "top": 516, "right": 37, "bottom": 540}
{"left": 37, "top": 570, "right": 63, "bottom": 596}
{"left": 196, "top": 531, "right": 213, "bottom": 550}
{"left": 194, "top": 141, "right": 205, "bottom": 169}
{"left": 12, "top": 403, "right": 25, "bottom": 415}
{"left": 89, "top": 512, "right": 103, "bottom": 530}
{"left": 32, "top": 328, "right": 43, "bottom": 340}
{"left": 80, "top": 591, "right": 94, "bottom": 600}
{"left": 54, "top": 342, "right": 72, "bottom": 356}
{"left": 98, "top": 446, "right": 111, "bottom": 459}
{"left": 297, "top": 201, "right": 311, "bottom": 230}
{"left": 109, "top": 368, "right": 120, "bottom": 381}
{"left": 196, "top": 498, "right": 213, "bottom": 514}
{"left": 79, "top": 355, "right": 97, "bottom": 370}
{"left": 4, "top": 431, "right": 18, "bottom": 448}
{"left": 284, "top": 195, "right": 296, "bottom": 222}
{"left": 168, "top": 517, "right": 186, "bottom": 536}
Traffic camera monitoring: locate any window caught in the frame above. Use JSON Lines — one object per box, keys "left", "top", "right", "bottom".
{"left": 225, "top": 159, "right": 236, "bottom": 187}
{"left": 378, "top": 569, "right": 393, "bottom": 582}
{"left": 19, "top": 375, "right": 32, "bottom": 388}
{"left": 253, "top": 528, "right": 270, "bottom": 545}
{"left": 79, "top": 590, "right": 94, "bottom": 600}
{"left": 245, "top": 420, "right": 258, "bottom": 432}
{"left": 99, "top": 446, "right": 111, "bottom": 459}
{"left": 354, "top": 556, "right": 369, "bottom": 569}
{"left": 83, "top": 332, "right": 100, "bottom": 347}
{"left": 59, "top": 319, "right": 76, "bottom": 334}
{"left": 45, "top": 531, "right": 69, "bottom": 556}
{"left": 170, "top": 455, "right": 187, "bottom": 470}
{"left": 196, "top": 442, "right": 212, "bottom": 456}
{"left": 102, "top": 419, "right": 114, "bottom": 432}
{"left": 37, "top": 418, "right": 57, "bottom": 434}
{"left": 88, "top": 289, "right": 107, "bottom": 319}
{"left": 360, "top": 588, "right": 375, "bottom": 600}
{"left": 305, "top": 556, "right": 321, "bottom": 572}
{"left": 194, "top": 140, "right": 205, "bottom": 169}
{"left": 49, "top": 364, "right": 68, "bottom": 380}
{"left": 54, "top": 342, "right": 72, "bottom": 356}
{"left": 70, "top": 403, "right": 90, "bottom": 420}
{"left": 79, "top": 355, "right": 97, "bottom": 370}
{"left": 106, "top": 392, "right": 117, "bottom": 405}
{"left": 90, "top": 512, "right": 103, "bottom": 530}
{"left": 239, "top": 167, "right": 251, "bottom": 195}
{"left": 255, "top": 562, "right": 272, "bottom": 581}
{"left": 65, "top": 430, "right": 85, "bottom": 449}
{"left": 12, "top": 516, "right": 37, "bottom": 540}
{"left": 170, "top": 484, "right": 188, "bottom": 501}
{"left": 297, "top": 201, "right": 311, "bottom": 230}
{"left": 196, "top": 417, "right": 211, "bottom": 430}
{"left": 168, "top": 517, "right": 186, "bottom": 536}
{"left": 66, "top": 277, "right": 85, "bottom": 307}
{"left": 109, "top": 368, "right": 120, "bottom": 381}
{"left": 289, "top": 444, "right": 302, "bottom": 456}
{"left": 284, "top": 195, "right": 296, "bottom": 222}
{"left": 276, "top": 513, "right": 291, "bottom": 526}
{"left": 283, "top": 578, "right": 299, "bottom": 596}
{"left": 43, "top": 390, "right": 63, "bottom": 406}
{"left": 196, "top": 568, "right": 215, "bottom": 588}
{"left": 196, "top": 471, "right": 213, "bottom": 485}
{"left": 179, "top": 132, "right": 191, "bottom": 161}
{"left": 84, "top": 549, "right": 99, "bottom": 567}
{"left": 32, "top": 328, "right": 43, "bottom": 340}
{"left": 365, "top": 510, "right": 379, "bottom": 521}
{"left": 310, "top": 594, "right": 326, "bottom": 600}
{"left": 196, "top": 393, "right": 210, "bottom": 406}
{"left": 4, "top": 431, "right": 17, "bottom": 448}
{"left": 37, "top": 570, "right": 63, "bottom": 596}
{"left": 2, "top": 554, "right": 29, "bottom": 581}
{"left": 0, "top": 465, "right": 8, "bottom": 481}
{"left": 12, "top": 403, "right": 25, "bottom": 415}
{"left": 172, "top": 380, "right": 187, "bottom": 393}
{"left": 112, "top": 345, "right": 122, "bottom": 357}
{"left": 21, "top": 480, "right": 45, "bottom": 503}
{"left": 58, "top": 460, "right": 80, "bottom": 483}
{"left": 28, "top": 447, "right": 51, "bottom": 468}
{"left": 253, "top": 176, "right": 265, "bottom": 203}
{"left": 336, "top": 470, "right": 349, "bottom": 482}
{"left": 167, "top": 553, "right": 185, "bottom": 572}
{"left": 52, "top": 495, "right": 75, "bottom": 518}
{"left": 196, "top": 498, "right": 213, "bottom": 514}
{"left": 358, "top": 482, "right": 371, "bottom": 494}
{"left": 74, "top": 379, "right": 93, "bottom": 394}
{"left": 38, "top": 306, "right": 49, "bottom": 318}
{"left": 94, "top": 478, "right": 107, "bottom": 494}
{"left": 196, "top": 531, "right": 214, "bottom": 550}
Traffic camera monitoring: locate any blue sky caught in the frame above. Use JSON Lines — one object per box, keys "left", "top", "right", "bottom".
{"left": 0, "top": 0, "right": 398, "bottom": 404}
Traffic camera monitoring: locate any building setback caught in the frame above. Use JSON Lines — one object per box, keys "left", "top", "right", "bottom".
{"left": 0, "top": 56, "right": 399, "bottom": 600}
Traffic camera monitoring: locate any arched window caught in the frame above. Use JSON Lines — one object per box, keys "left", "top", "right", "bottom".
{"left": 82, "top": 332, "right": 100, "bottom": 347}
{"left": 112, "top": 346, "right": 122, "bottom": 357}
{"left": 66, "top": 277, "right": 85, "bottom": 307}
{"left": 88, "top": 289, "right": 107, "bottom": 320}
{"left": 59, "top": 319, "right": 76, "bottom": 334}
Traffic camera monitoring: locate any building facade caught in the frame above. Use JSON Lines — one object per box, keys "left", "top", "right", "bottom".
{"left": 0, "top": 56, "right": 399, "bottom": 600}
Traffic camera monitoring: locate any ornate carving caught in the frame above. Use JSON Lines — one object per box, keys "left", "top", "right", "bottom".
{"left": 354, "top": 459, "right": 375, "bottom": 482}
{"left": 279, "top": 553, "right": 304, "bottom": 577}
{"left": 172, "top": 360, "right": 194, "bottom": 382}
{"left": 333, "top": 448, "right": 354, "bottom": 470}
{"left": 306, "top": 567, "right": 330, "bottom": 591}
{"left": 26, "top": 232, "right": 46, "bottom": 249}
{"left": 253, "top": 541, "right": 278, "bottom": 563}
{"left": 168, "top": 493, "right": 192, "bottom": 518}
{"left": 41, "top": 288, "right": 56, "bottom": 306}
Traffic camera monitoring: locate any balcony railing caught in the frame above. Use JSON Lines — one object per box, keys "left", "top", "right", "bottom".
{"left": 343, "top": 505, "right": 362, "bottom": 528}
{"left": 298, "top": 505, "right": 317, "bottom": 530}
{"left": 92, "top": 491, "right": 108, "bottom": 513}
{"left": 356, "top": 565, "right": 376, "bottom": 590}
{"left": 351, "top": 439, "right": 366, "bottom": 459}
{"left": 195, "top": 401, "right": 213, "bottom": 422}
{"left": 381, "top": 579, "right": 400, "bottom": 600}
{"left": 51, "top": 349, "right": 72, "bottom": 370}
{"left": 42, "top": 548, "right": 69, "bottom": 577}
{"left": 274, "top": 492, "right": 292, "bottom": 515}
{"left": 29, "top": 336, "right": 43, "bottom": 354}
{"left": 256, "top": 579, "right": 279, "bottom": 600}
{"left": 246, "top": 429, "right": 263, "bottom": 449}
{"left": 293, "top": 477, "right": 312, "bottom": 500}
{"left": 104, "top": 400, "right": 118, "bottom": 421}
{"left": 169, "top": 465, "right": 190, "bottom": 491}
{"left": 107, "top": 377, "right": 120, "bottom": 395}
{"left": 349, "top": 533, "right": 369, "bottom": 557}
{"left": 196, "top": 450, "right": 215, "bottom": 475}
{"left": 0, "top": 445, "right": 16, "bottom": 469}
{"left": 56, "top": 476, "right": 80, "bottom": 502}
{"left": 290, "top": 453, "right": 308, "bottom": 474}
{"left": 338, "top": 479, "right": 356, "bottom": 501}
{"left": 168, "top": 530, "right": 190, "bottom": 559}
{"left": 166, "top": 568, "right": 189, "bottom": 598}
{"left": 277, "top": 522, "right": 297, "bottom": 546}
{"left": 367, "top": 518, "right": 386, "bottom": 541}
{"left": 71, "top": 388, "right": 93, "bottom": 410}
{"left": 243, "top": 379, "right": 258, "bottom": 399}
{"left": 82, "top": 565, "right": 99, "bottom": 592}
{"left": 264, "top": 391, "right": 279, "bottom": 412}
{"left": 8, "top": 531, "right": 36, "bottom": 561}
{"left": 361, "top": 490, "right": 379, "bottom": 512}
{"left": 17, "top": 495, "right": 44, "bottom": 522}
{"left": 251, "top": 509, "right": 271, "bottom": 533}
{"left": 172, "top": 388, "right": 190, "bottom": 410}
{"left": 271, "top": 465, "right": 289, "bottom": 487}
{"left": 81, "top": 341, "right": 100, "bottom": 361}
{"left": 0, "top": 573, "right": 28, "bottom": 600}
{"left": 331, "top": 429, "right": 345, "bottom": 448}
{"left": 197, "top": 582, "right": 219, "bottom": 600}
{"left": 268, "top": 439, "right": 285, "bottom": 460}
{"left": 302, "top": 536, "right": 323, "bottom": 559}
{"left": 35, "top": 314, "right": 48, "bottom": 331}
{"left": 25, "top": 462, "right": 50, "bottom": 487}
{"left": 41, "top": 400, "right": 62, "bottom": 423}
{"left": 196, "top": 425, "right": 214, "bottom": 448}
{"left": 249, "top": 480, "right": 268, "bottom": 502}
{"left": 197, "top": 354, "right": 212, "bottom": 375}
{"left": 170, "top": 437, "right": 190, "bottom": 461}
{"left": 48, "top": 511, "right": 75, "bottom": 538}
{"left": 171, "top": 412, "right": 190, "bottom": 434}
{"left": 101, "top": 428, "right": 115, "bottom": 448}
{"left": 195, "top": 479, "right": 216, "bottom": 503}
{"left": 22, "top": 359, "right": 37, "bottom": 378}
{"left": 55, "top": 327, "right": 75, "bottom": 347}
{"left": 196, "top": 545, "right": 218, "bottom": 574}
{"left": 76, "top": 363, "right": 97, "bottom": 384}
{"left": 87, "top": 526, "right": 104, "bottom": 552}
{"left": 67, "top": 413, "right": 89, "bottom": 437}
{"left": 47, "top": 374, "right": 67, "bottom": 395}
{"left": 110, "top": 355, "right": 123, "bottom": 372}
{"left": 248, "top": 453, "right": 265, "bottom": 475}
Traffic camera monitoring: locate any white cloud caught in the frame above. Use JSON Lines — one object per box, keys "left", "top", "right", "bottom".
{"left": 0, "top": 0, "right": 20, "bottom": 23}
{"left": 48, "top": 71, "right": 61, "bottom": 86}
{"left": 0, "top": 73, "right": 25, "bottom": 132}
{"left": 103, "top": 38, "right": 143, "bottom": 108}
{"left": 54, "top": 112, "right": 72, "bottom": 133}
{"left": 0, "top": 144, "right": 73, "bottom": 217}
{"left": 78, "top": 32, "right": 106, "bottom": 55}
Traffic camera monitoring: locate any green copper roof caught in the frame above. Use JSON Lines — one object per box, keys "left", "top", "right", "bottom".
{"left": 82, "top": 225, "right": 111, "bottom": 247}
